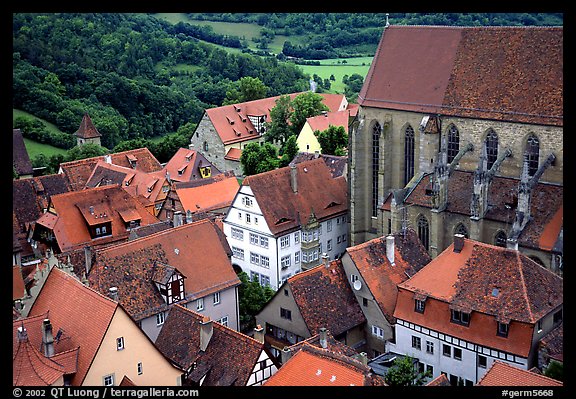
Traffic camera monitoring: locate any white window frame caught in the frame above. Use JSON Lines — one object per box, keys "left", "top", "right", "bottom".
{"left": 213, "top": 291, "right": 220, "bottom": 305}
{"left": 137, "top": 362, "right": 143, "bottom": 375}
{"left": 259, "top": 236, "right": 269, "bottom": 248}
{"left": 250, "top": 232, "right": 259, "bottom": 245}
{"left": 103, "top": 374, "right": 115, "bottom": 386}
{"left": 295, "top": 251, "right": 300, "bottom": 264}
{"left": 250, "top": 252, "right": 260, "bottom": 265}
{"left": 281, "top": 255, "right": 291, "bottom": 269}
{"left": 231, "top": 227, "right": 244, "bottom": 240}
{"left": 116, "top": 337, "right": 125, "bottom": 351}
{"left": 327, "top": 239, "right": 333, "bottom": 251}
{"left": 294, "top": 231, "right": 300, "bottom": 243}
{"left": 218, "top": 316, "right": 229, "bottom": 327}
{"left": 327, "top": 220, "right": 332, "bottom": 232}
{"left": 260, "top": 255, "right": 270, "bottom": 269}
{"left": 231, "top": 246, "right": 244, "bottom": 260}
{"left": 371, "top": 325, "right": 384, "bottom": 339}
{"left": 156, "top": 311, "right": 165, "bottom": 326}
{"left": 280, "top": 235, "right": 290, "bottom": 249}
{"left": 196, "top": 297, "right": 204, "bottom": 311}
{"left": 246, "top": 213, "right": 251, "bottom": 224}
{"left": 426, "top": 340, "right": 434, "bottom": 354}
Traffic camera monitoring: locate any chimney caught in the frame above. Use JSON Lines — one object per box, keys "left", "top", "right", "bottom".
{"left": 319, "top": 327, "right": 328, "bottom": 349}
{"left": 253, "top": 324, "right": 264, "bottom": 344}
{"left": 386, "top": 235, "right": 395, "bottom": 265}
{"left": 173, "top": 211, "right": 183, "bottom": 227}
{"left": 289, "top": 163, "right": 298, "bottom": 193}
{"left": 17, "top": 326, "right": 28, "bottom": 342}
{"left": 108, "top": 286, "right": 119, "bottom": 301}
{"left": 42, "top": 319, "right": 55, "bottom": 357}
{"left": 104, "top": 154, "right": 112, "bottom": 164}
{"left": 281, "top": 346, "right": 292, "bottom": 364}
{"left": 314, "top": 150, "right": 320, "bottom": 158}
{"left": 200, "top": 316, "right": 213, "bottom": 352}
{"left": 84, "top": 246, "right": 93, "bottom": 275}
{"left": 453, "top": 234, "right": 465, "bottom": 253}
{"left": 358, "top": 352, "right": 368, "bottom": 366}
{"left": 322, "top": 253, "right": 329, "bottom": 268}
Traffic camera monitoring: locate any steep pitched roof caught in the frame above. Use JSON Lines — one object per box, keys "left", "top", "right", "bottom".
{"left": 88, "top": 219, "right": 240, "bottom": 321}
{"left": 291, "top": 152, "right": 347, "bottom": 179}
{"left": 305, "top": 109, "right": 351, "bottom": 134}
{"left": 244, "top": 158, "right": 347, "bottom": 236}
{"left": 155, "top": 304, "right": 263, "bottom": 386}
{"left": 36, "top": 185, "right": 160, "bottom": 252}
{"left": 28, "top": 267, "right": 117, "bottom": 385}
{"left": 13, "top": 128, "right": 33, "bottom": 176}
{"left": 264, "top": 343, "right": 386, "bottom": 386}
{"left": 74, "top": 113, "right": 101, "bottom": 139}
{"left": 346, "top": 228, "right": 431, "bottom": 323}
{"left": 539, "top": 323, "right": 563, "bottom": 363}
{"left": 162, "top": 147, "right": 222, "bottom": 183}
{"left": 206, "top": 92, "right": 347, "bottom": 146}
{"left": 287, "top": 260, "right": 366, "bottom": 337}
{"left": 402, "top": 170, "right": 563, "bottom": 251}
{"left": 477, "top": 361, "right": 562, "bottom": 386}
{"left": 360, "top": 26, "right": 562, "bottom": 127}
{"left": 397, "top": 238, "right": 563, "bottom": 325}
{"left": 13, "top": 266, "right": 26, "bottom": 300}
{"left": 59, "top": 148, "right": 162, "bottom": 191}
{"left": 175, "top": 173, "right": 239, "bottom": 214}
{"left": 286, "top": 329, "right": 359, "bottom": 358}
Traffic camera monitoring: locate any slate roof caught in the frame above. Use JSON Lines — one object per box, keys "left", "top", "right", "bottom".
{"left": 13, "top": 128, "right": 33, "bottom": 176}
{"left": 88, "top": 219, "right": 240, "bottom": 321}
{"left": 28, "top": 267, "right": 116, "bottom": 386}
{"left": 155, "top": 304, "right": 264, "bottom": 386}
{"left": 163, "top": 147, "right": 222, "bottom": 183}
{"left": 395, "top": 238, "right": 563, "bottom": 356}
{"left": 477, "top": 361, "right": 562, "bottom": 386}
{"left": 244, "top": 158, "right": 347, "bottom": 236}
{"left": 35, "top": 185, "right": 159, "bottom": 252}
{"left": 59, "top": 148, "right": 162, "bottom": 191}
{"left": 400, "top": 170, "right": 563, "bottom": 251}
{"left": 205, "top": 92, "right": 347, "bottom": 146}
{"left": 345, "top": 228, "right": 431, "bottom": 324}
{"left": 287, "top": 260, "right": 366, "bottom": 337}
{"left": 74, "top": 113, "right": 101, "bottom": 139}
{"left": 291, "top": 152, "right": 348, "bottom": 179}
{"left": 360, "top": 26, "right": 562, "bottom": 127}
{"left": 175, "top": 172, "right": 239, "bottom": 214}
{"left": 264, "top": 343, "right": 386, "bottom": 386}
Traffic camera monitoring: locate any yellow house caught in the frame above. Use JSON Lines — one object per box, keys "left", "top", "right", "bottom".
{"left": 296, "top": 110, "right": 351, "bottom": 154}
{"left": 20, "top": 266, "right": 182, "bottom": 386}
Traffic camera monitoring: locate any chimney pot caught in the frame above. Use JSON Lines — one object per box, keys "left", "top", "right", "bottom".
{"left": 386, "top": 235, "right": 395, "bottom": 265}
{"left": 319, "top": 327, "right": 328, "bottom": 349}
{"left": 453, "top": 234, "right": 465, "bottom": 253}
{"left": 200, "top": 317, "right": 213, "bottom": 351}
{"left": 17, "top": 326, "right": 28, "bottom": 342}
{"left": 253, "top": 324, "right": 265, "bottom": 344}
{"left": 109, "top": 286, "right": 119, "bottom": 301}
{"left": 359, "top": 352, "right": 368, "bottom": 366}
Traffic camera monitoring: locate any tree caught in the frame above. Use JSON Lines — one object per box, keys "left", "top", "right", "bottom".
{"left": 265, "top": 94, "right": 292, "bottom": 145}
{"left": 315, "top": 125, "right": 348, "bottom": 155}
{"left": 237, "top": 271, "right": 274, "bottom": 332}
{"left": 279, "top": 135, "right": 299, "bottom": 167}
{"left": 384, "top": 355, "right": 431, "bottom": 386}
{"left": 240, "top": 142, "right": 279, "bottom": 176}
{"left": 543, "top": 360, "right": 563, "bottom": 382}
{"left": 222, "top": 76, "right": 269, "bottom": 105}
{"left": 65, "top": 143, "right": 109, "bottom": 161}
{"left": 289, "top": 92, "right": 329, "bottom": 136}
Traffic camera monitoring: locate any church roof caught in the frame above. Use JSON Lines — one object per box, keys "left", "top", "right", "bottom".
{"left": 360, "top": 26, "right": 562, "bottom": 127}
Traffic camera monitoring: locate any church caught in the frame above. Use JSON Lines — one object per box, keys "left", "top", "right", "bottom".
{"left": 349, "top": 25, "right": 563, "bottom": 274}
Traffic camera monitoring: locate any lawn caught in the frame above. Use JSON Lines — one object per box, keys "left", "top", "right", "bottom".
{"left": 298, "top": 57, "right": 372, "bottom": 94}
{"left": 13, "top": 109, "right": 70, "bottom": 159}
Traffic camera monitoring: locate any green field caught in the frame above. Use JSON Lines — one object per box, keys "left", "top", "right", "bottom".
{"left": 298, "top": 57, "right": 372, "bottom": 93}
{"left": 13, "top": 109, "right": 69, "bottom": 158}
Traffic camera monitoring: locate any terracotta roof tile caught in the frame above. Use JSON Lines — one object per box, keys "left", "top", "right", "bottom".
{"left": 291, "top": 152, "right": 347, "bottom": 179}
{"left": 477, "top": 361, "right": 562, "bottom": 386}
{"left": 88, "top": 220, "right": 240, "bottom": 321}
{"left": 13, "top": 266, "right": 26, "bottom": 300}
{"left": 265, "top": 344, "right": 385, "bottom": 386}
{"left": 175, "top": 174, "right": 239, "bottom": 214}
{"left": 286, "top": 329, "right": 359, "bottom": 358}
{"left": 539, "top": 323, "right": 563, "bottom": 363}
{"left": 346, "top": 228, "right": 431, "bottom": 323}
{"left": 13, "top": 128, "right": 33, "bottom": 176}
{"left": 360, "top": 26, "right": 562, "bottom": 127}
{"left": 155, "top": 304, "right": 263, "bottom": 386}
{"left": 163, "top": 148, "right": 222, "bottom": 183}
{"left": 426, "top": 374, "right": 451, "bottom": 386}
{"left": 288, "top": 260, "right": 366, "bottom": 337}
{"left": 28, "top": 267, "right": 117, "bottom": 385}
{"left": 305, "top": 109, "right": 350, "bottom": 134}
{"left": 224, "top": 147, "right": 242, "bottom": 161}
{"left": 244, "top": 158, "right": 347, "bottom": 236}
{"left": 74, "top": 113, "right": 101, "bottom": 139}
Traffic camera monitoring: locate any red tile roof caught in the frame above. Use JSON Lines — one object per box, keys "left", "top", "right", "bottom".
{"left": 265, "top": 343, "right": 385, "bottom": 386}
{"left": 13, "top": 128, "right": 33, "bottom": 176}
{"left": 59, "top": 148, "right": 162, "bottom": 191}
{"left": 346, "top": 228, "right": 431, "bottom": 323}
{"left": 426, "top": 374, "right": 451, "bottom": 386}
{"left": 539, "top": 323, "right": 563, "bottom": 363}
{"left": 13, "top": 266, "right": 26, "bottom": 300}
{"left": 28, "top": 267, "right": 117, "bottom": 385}
{"left": 244, "top": 158, "right": 347, "bottom": 236}
{"left": 88, "top": 219, "right": 240, "bottom": 321}
{"left": 206, "top": 93, "right": 347, "bottom": 146}
{"left": 176, "top": 173, "right": 239, "bottom": 214}
{"left": 287, "top": 260, "right": 366, "bottom": 337}
{"left": 395, "top": 238, "right": 563, "bottom": 357}
{"left": 36, "top": 185, "right": 160, "bottom": 252}
{"left": 477, "top": 361, "right": 562, "bottom": 386}
{"left": 155, "top": 304, "right": 264, "bottom": 386}
{"left": 286, "top": 329, "right": 359, "bottom": 358}
{"left": 163, "top": 147, "right": 222, "bottom": 183}
{"left": 291, "top": 152, "right": 348, "bottom": 179}
{"left": 74, "top": 113, "right": 101, "bottom": 138}
{"left": 224, "top": 147, "right": 242, "bottom": 161}
{"left": 360, "top": 26, "right": 562, "bottom": 127}
{"left": 305, "top": 109, "right": 351, "bottom": 134}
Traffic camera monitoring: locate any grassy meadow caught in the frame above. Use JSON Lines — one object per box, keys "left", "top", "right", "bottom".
{"left": 13, "top": 109, "right": 69, "bottom": 158}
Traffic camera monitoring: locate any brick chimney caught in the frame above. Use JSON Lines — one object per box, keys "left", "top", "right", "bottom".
{"left": 200, "top": 316, "right": 213, "bottom": 352}
{"left": 453, "top": 234, "right": 465, "bottom": 253}
{"left": 289, "top": 163, "right": 298, "bottom": 193}
{"left": 319, "top": 327, "right": 328, "bottom": 349}
{"left": 42, "top": 319, "right": 55, "bottom": 357}
{"left": 253, "top": 324, "right": 264, "bottom": 344}
{"left": 108, "top": 286, "right": 119, "bottom": 301}
{"left": 386, "top": 235, "right": 395, "bottom": 265}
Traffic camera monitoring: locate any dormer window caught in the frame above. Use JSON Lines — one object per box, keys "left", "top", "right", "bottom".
{"left": 152, "top": 263, "right": 186, "bottom": 305}
{"left": 415, "top": 299, "right": 426, "bottom": 313}
{"left": 450, "top": 310, "right": 470, "bottom": 327}
{"left": 497, "top": 322, "right": 509, "bottom": 338}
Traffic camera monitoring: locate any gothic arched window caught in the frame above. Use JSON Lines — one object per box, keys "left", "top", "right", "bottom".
{"left": 417, "top": 215, "right": 430, "bottom": 251}
{"left": 525, "top": 134, "right": 540, "bottom": 176}
{"left": 454, "top": 223, "right": 469, "bottom": 238}
{"left": 494, "top": 231, "right": 507, "bottom": 247}
{"left": 485, "top": 130, "right": 498, "bottom": 170}
{"left": 404, "top": 125, "right": 415, "bottom": 186}
{"left": 447, "top": 125, "right": 460, "bottom": 163}
{"left": 372, "top": 122, "right": 382, "bottom": 217}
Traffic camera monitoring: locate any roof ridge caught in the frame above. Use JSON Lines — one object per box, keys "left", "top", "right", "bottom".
{"left": 516, "top": 251, "right": 535, "bottom": 323}
{"left": 51, "top": 267, "right": 118, "bottom": 308}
